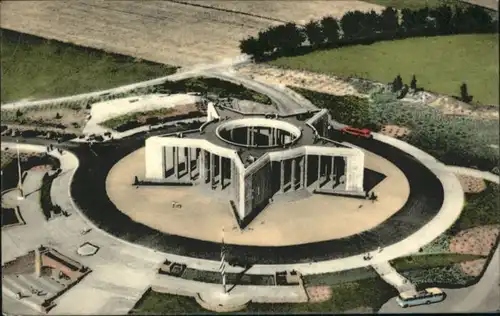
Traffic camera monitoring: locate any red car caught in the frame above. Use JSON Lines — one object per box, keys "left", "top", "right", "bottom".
{"left": 340, "top": 126, "right": 373, "bottom": 138}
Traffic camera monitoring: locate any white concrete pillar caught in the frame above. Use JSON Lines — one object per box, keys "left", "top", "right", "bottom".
{"left": 230, "top": 160, "right": 235, "bottom": 196}
{"left": 299, "top": 157, "right": 305, "bottom": 189}
{"left": 173, "top": 147, "right": 179, "bottom": 179}
{"left": 291, "top": 158, "right": 296, "bottom": 191}
{"left": 247, "top": 128, "right": 251, "bottom": 146}
{"left": 317, "top": 155, "right": 321, "bottom": 189}
{"left": 220, "top": 155, "right": 224, "bottom": 189}
{"left": 161, "top": 146, "right": 167, "bottom": 178}
{"left": 187, "top": 148, "right": 192, "bottom": 180}
{"left": 330, "top": 156, "right": 335, "bottom": 184}
{"left": 269, "top": 127, "right": 273, "bottom": 146}
{"left": 304, "top": 155, "right": 308, "bottom": 188}
{"left": 209, "top": 153, "right": 214, "bottom": 187}
{"left": 199, "top": 150, "right": 205, "bottom": 184}
{"left": 35, "top": 247, "right": 42, "bottom": 278}
{"left": 280, "top": 160, "right": 285, "bottom": 193}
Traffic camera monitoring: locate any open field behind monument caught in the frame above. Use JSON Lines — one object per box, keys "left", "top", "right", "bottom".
{"left": 0, "top": 29, "right": 176, "bottom": 104}
{"left": 0, "top": 0, "right": 382, "bottom": 67}
{"left": 268, "top": 34, "right": 499, "bottom": 106}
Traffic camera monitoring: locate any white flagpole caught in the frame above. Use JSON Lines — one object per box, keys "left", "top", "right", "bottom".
{"left": 16, "top": 140, "right": 24, "bottom": 200}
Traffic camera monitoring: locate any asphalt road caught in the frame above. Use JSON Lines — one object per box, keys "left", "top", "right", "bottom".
{"left": 379, "top": 239, "right": 500, "bottom": 313}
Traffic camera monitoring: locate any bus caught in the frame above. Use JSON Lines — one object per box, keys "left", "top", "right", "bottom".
{"left": 396, "top": 288, "right": 446, "bottom": 308}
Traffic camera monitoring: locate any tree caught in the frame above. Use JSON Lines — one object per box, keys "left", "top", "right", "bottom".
{"left": 340, "top": 10, "right": 374, "bottom": 40}
{"left": 461, "top": 6, "right": 495, "bottom": 33}
{"left": 460, "top": 83, "right": 473, "bottom": 103}
{"left": 397, "top": 84, "right": 409, "bottom": 99}
{"left": 379, "top": 7, "right": 400, "bottom": 38}
{"left": 410, "top": 75, "right": 417, "bottom": 91}
{"left": 16, "top": 109, "right": 22, "bottom": 117}
{"left": 239, "top": 36, "right": 265, "bottom": 60}
{"left": 401, "top": 8, "right": 432, "bottom": 36}
{"left": 304, "top": 20, "right": 326, "bottom": 48}
{"left": 320, "top": 16, "right": 340, "bottom": 44}
{"left": 392, "top": 75, "right": 404, "bottom": 92}
{"left": 260, "top": 23, "right": 305, "bottom": 55}
{"left": 429, "top": 5, "right": 453, "bottom": 35}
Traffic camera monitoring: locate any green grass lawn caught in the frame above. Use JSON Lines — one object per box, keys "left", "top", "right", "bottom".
{"left": 1, "top": 29, "right": 177, "bottom": 103}
{"left": 132, "top": 277, "right": 397, "bottom": 314}
{"left": 450, "top": 182, "right": 500, "bottom": 233}
{"left": 269, "top": 34, "right": 499, "bottom": 105}
{"left": 391, "top": 253, "right": 486, "bottom": 270}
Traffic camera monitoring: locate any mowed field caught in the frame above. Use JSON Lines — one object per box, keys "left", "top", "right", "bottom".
{"left": 0, "top": 0, "right": 383, "bottom": 67}
{"left": 269, "top": 34, "right": 499, "bottom": 105}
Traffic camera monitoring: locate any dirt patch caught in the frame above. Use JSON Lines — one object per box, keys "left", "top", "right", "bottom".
{"left": 460, "top": 258, "right": 488, "bottom": 277}
{"left": 129, "top": 103, "right": 199, "bottom": 124}
{"left": 449, "top": 225, "right": 500, "bottom": 276}
{"left": 457, "top": 175, "right": 487, "bottom": 193}
{"left": 239, "top": 65, "right": 499, "bottom": 120}
{"left": 428, "top": 96, "right": 499, "bottom": 120}
{"left": 0, "top": 1, "right": 382, "bottom": 67}
{"left": 379, "top": 125, "right": 411, "bottom": 139}
{"left": 237, "top": 64, "right": 362, "bottom": 96}
{"left": 306, "top": 285, "right": 332, "bottom": 303}
{"left": 2, "top": 107, "right": 87, "bottom": 132}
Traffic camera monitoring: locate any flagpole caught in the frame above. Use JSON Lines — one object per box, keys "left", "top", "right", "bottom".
{"left": 16, "top": 140, "right": 24, "bottom": 200}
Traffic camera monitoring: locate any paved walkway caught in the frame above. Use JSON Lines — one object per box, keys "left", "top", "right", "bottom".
{"left": 372, "top": 262, "right": 416, "bottom": 293}
{"left": 446, "top": 166, "right": 499, "bottom": 184}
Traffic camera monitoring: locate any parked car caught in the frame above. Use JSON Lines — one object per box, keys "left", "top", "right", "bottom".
{"left": 396, "top": 288, "right": 446, "bottom": 308}
{"left": 340, "top": 126, "right": 373, "bottom": 138}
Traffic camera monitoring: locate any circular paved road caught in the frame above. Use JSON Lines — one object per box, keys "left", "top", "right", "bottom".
{"left": 69, "top": 127, "right": 444, "bottom": 264}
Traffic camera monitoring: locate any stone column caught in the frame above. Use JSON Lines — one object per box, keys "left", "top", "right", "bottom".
{"left": 199, "top": 150, "right": 205, "bottom": 185}
{"left": 330, "top": 156, "right": 335, "bottom": 185}
{"left": 162, "top": 146, "right": 167, "bottom": 178}
{"left": 269, "top": 128, "right": 273, "bottom": 146}
{"left": 317, "top": 155, "right": 321, "bottom": 189}
{"left": 173, "top": 147, "right": 179, "bottom": 180}
{"left": 230, "top": 160, "right": 235, "bottom": 196}
{"left": 304, "top": 155, "right": 308, "bottom": 188}
{"left": 299, "top": 156, "right": 305, "bottom": 189}
{"left": 209, "top": 153, "right": 214, "bottom": 188}
{"left": 187, "top": 148, "right": 192, "bottom": 180}
{"left": 35, "top": 247, "right": 42, "bottom": 278}
{"left": 291, "top": 158, "right": 296, "bottom": 191}
{"left": 220, "top": 155, "right": 224, "bottom": 190}
{"left": 280, "top": 160, "right": 285, "bottom": 193}
{"left": 247, "top": 128, "right": 251, "bottom": 146}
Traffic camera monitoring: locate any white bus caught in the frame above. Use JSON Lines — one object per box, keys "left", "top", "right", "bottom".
{"left": 396, "top": 287, "right": 446, "bottom": 308}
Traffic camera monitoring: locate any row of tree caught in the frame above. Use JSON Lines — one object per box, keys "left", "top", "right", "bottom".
{"left": 240, "top": 4, "right": 497, "bottom": 60}
{"left": 391, "top": 74, "right": 473, "bottom": 102}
